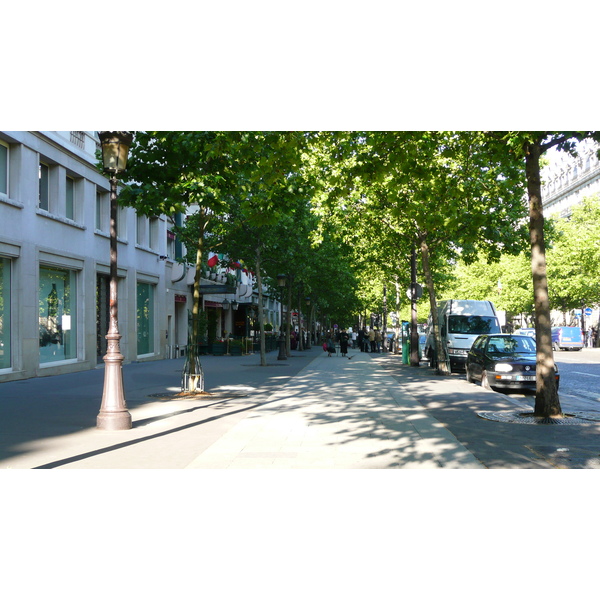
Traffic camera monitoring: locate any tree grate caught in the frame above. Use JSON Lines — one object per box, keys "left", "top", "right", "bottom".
{"left": 477, "top": 410, "right": 600, "bottom": 425}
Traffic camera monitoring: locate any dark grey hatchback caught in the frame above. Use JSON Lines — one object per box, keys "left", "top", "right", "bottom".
{"left": 465, "top": 334, "right": 559, "bottom": 391}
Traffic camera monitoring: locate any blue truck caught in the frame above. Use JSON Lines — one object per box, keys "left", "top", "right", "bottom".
{"left": 551, "top": 326, "right": 584, "bottom": 351}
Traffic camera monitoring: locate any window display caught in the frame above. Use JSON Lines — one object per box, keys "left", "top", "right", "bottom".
{"left": 39, "top": 266, "right": 77, "bottom": 363}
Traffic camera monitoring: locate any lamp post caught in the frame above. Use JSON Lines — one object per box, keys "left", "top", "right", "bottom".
{"left": 96, "top": 131, "right": 133, "bottom": 430}
{"left": 277, "top": 274, "right": 287, "bottom": 360}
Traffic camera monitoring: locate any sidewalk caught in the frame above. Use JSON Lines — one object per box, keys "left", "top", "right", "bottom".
{"left": 185, "top": 351, "right": 483, "bottom": 469}
{"left": 2, "top": 348, "right": 600, "bottom": 468}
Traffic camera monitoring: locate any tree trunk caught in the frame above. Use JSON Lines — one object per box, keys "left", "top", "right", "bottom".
{"left": 183, "top": 208, "right": 208, "bottom": 393}
{"left": 286, "top": 281, "right": 292, "bottom": 357}
{"left": 297, "top": 289, "right": 304, "bottom": 351}
{"left": 410, "top": 247, "right": 420, "bottom": 367}
{"left": 382, "top": 284, "right": 387, "bottom": 352}
{"left": 420, "top": 236, "right": 449, "bottom": 375}
{"left": 254, "top": 247, "right": 268, "bottom": 367}
{"left": 525, "top": 143, "right": 562, "bottom": 417}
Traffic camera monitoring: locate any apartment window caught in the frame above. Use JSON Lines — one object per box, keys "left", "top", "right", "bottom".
{"left": 136, "top": 214, "right": 147, "bottom": 246}
{"left": 39, "top": 266, "right": 77, "bottom": 363}
{"left": 149, "top": 217, "right": 159, "bottom": 250}
{"left": 66, "top": 176, "right": 74, "bottom": 220}
{"left": 167, "top": 230, "right": 176, "bottom": 259}
{"left": 39, "top": 163, "right": 49, "bottom": 210}
{"left": 0, "top": 257, "right": 11, "bottom": 369}
{"left": 137, "top": 282, "right": 154, "bottom": 355}
{"left": 96, "top": 189, "right": 109, "bottom": 231}
{"left": 0, "top": 141, "right": 8, "bottom": 198}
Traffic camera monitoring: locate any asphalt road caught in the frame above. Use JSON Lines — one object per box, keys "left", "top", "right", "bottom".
{"left": 553, "top": 348, "right": 600, "bottom": 409}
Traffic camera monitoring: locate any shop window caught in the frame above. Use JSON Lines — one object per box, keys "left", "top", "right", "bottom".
{"left": 39, "top": 266, "right": 77, "bottom": 363}
{"left": 0, "top": 257, "right": 11, "bottom": 369}
{"left": 137, "top": 282, "right": 154, "bottom": 355}
{"left": 96, "top": 274, "right": 109, "bottom": 361}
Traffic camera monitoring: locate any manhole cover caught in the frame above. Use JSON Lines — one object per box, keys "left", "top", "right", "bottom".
{"left": 477, "top": 410, "right": 599, "bottom": 425}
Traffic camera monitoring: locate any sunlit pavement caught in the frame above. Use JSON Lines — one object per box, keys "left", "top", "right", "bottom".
{"left": 185, "top": 352, "right": 482, "bottom": 469}
{"left": 3, "top": 348, "right": 600, "bottom": 468}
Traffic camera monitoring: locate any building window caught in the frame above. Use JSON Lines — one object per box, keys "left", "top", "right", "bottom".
{"left": 0, "top": 141, "right": 8, "bottom": 198}
{"left": 39, "top": 266, "right": 77, "bottom": 363}
{"left": 167, "top": 230, "right": 176, "bottom": 259}
{"left": 39, "top": 163, "right": 49, "bottom": 210}
{"left": 0, "top": 257, "right": 11, "bottom": 369}
{"left": 96, "top": 274, "right": 110, "bottom": 361}
{"left": 96, "top": 189, "right": 108, "bottom": 231}
{"left": 137, "top": 282, "right": 154, "bottom": 355}
{"left": 66, "top": 176, "right": 75, "bottom": 220}
{"left": 149, "top": 217, "right": 159, "bottom": 250}
{"left": 136, "top": 214, "right": 147, "bottom": 246}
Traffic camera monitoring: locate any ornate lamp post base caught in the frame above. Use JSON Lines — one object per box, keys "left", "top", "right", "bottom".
{"left": 97, "top": 333, "right": 132, "bottom": 430}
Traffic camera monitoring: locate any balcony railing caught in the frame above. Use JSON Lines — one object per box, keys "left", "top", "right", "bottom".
{"left": 70, "top": 131, "right": 86, "bottom": 149}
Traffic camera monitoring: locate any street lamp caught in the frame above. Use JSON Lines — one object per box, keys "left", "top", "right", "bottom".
{"left": 96, "top": 131, "right": 133, "bottom": 430}
{"left": 277, "top": 274, "right": 287, "bottom": 360}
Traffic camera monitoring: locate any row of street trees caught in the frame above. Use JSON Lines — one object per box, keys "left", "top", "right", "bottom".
{"left": 117, "top": 131, "right": 600, "bottom": 419}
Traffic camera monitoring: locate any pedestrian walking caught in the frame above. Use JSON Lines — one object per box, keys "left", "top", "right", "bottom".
{"left": 358, "top": 328, "right": 365, "bottom": 352}
{"left": 375, "top": 329, "right": 382, "bottom": 353}
{"left": 369, "top": 328, "right": 376, "bottom": 353}
{"left": 325, "top": 334, "right": 335, "bottom": 357}
{"left": 339, "top": 328, "right": 350, "bottom": 357}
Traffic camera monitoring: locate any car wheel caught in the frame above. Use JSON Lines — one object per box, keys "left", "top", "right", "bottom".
{"left": 481, "top": 370, "right": 492, "bottom": 390}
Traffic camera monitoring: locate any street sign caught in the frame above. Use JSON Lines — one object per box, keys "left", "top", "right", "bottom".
{"left": 585, "top": 307, "right": 593, "bottom": 317}
{"left": 406, "top": 283, "right": 423, "bottom": 300}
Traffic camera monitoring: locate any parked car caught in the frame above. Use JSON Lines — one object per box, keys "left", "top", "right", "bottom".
{"left": 551, "top": 326, "right": 584, "bottom": 351}
{"left": 465, "top": 334, "right": 560, "bottom": 391}
{"left": 515, "top": 328, "right": 535, "bottom": 338}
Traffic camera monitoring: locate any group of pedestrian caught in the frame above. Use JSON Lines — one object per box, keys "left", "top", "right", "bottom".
{"left": 322, "top": 328, "right": 351, "bottom": 357}
{"left": 355, "top": 327, "right": 382, "bottom": 353}
{"left": 322, "top": 326, "right": 386, "bottom": 357}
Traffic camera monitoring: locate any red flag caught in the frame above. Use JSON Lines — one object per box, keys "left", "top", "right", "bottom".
{"left": 207, "top": 255, "right": 218, "bottom": 267}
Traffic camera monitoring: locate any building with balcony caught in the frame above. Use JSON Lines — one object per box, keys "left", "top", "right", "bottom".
{"left": 541, "top": 139, "right": 600, "bottom": 217}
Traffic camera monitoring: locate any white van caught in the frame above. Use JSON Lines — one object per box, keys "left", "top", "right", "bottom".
{"left": 424, "top": 299, "right": 501, "bottom": 372}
